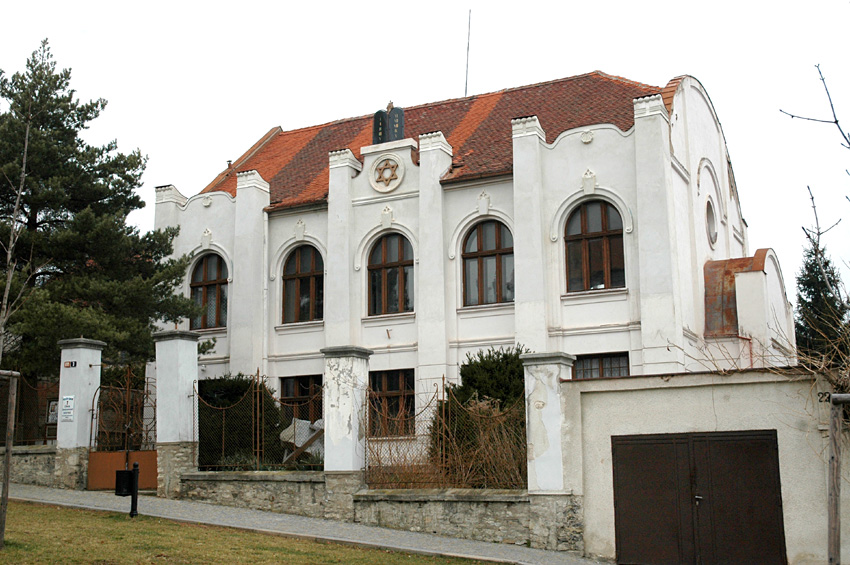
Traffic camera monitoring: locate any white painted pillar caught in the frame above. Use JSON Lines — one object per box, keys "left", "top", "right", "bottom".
{"left": 54, "top": 338, "right": 105, "bottom": 489}
{"left": 521, "top": 352, "right": 574, "bottom": 493}
{"left": 229, "top": 170, "right": 270, "bottom": 374}
{"left": 416, "top": 132, "right": 453, "bottom": 394}
{"left": 633, "top": 95, "right": 685, "bottom": 373}
{"left": 512, "top": 117, "right": 550, "bottom": 353}
{"left": 321, "top": 346, "right": 372, "bottom": 472}
{"left": 153, "top": 330, "right": 199, "bottom": 498}
{"left": 153, "top": 330, "right": 200, "bottom": 444}
{"left": 56, "top": 338, "right": 105, "bottom": 450}
{"left": 325, "top": 150, "right": 363, "bottom": 347}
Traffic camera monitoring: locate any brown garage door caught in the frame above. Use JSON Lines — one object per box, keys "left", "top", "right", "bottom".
{"left": 611, "top": 430, "right": 786, "bottom": 564}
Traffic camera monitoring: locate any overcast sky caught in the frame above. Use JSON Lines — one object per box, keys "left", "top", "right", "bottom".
{"left": 2, "top": 1, "right": 849, "bottom": 303}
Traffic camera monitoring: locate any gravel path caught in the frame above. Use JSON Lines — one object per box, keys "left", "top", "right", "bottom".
{"left": 9, "top": 483, "right": 603, "bottom": 564}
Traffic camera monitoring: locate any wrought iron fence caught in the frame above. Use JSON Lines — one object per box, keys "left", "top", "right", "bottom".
{"left": 90, "top": 366, "right": 156, "bottom": 453}
{"left": 0, "top": 377, "right": 59, "bottom": 447}
{"left": 196, "top": 372, "right": 324, "bottom": 471}
{"left": 365, "top": 382, "right": 527, "bottom": 489}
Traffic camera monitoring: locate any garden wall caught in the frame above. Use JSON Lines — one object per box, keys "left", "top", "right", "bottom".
{"left": 178, "top": 471, "right": 582, "bottom": 551}
{"left": 0, "top": 445, "right": 56, "bottom": 487}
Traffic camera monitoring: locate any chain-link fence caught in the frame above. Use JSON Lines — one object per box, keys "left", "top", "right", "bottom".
{"left": 0, "top": 377, "right": 58, "bottom": 447}
{"left": 196, "top": 373, "right": 324, "bottom": 471}
{"left": 365, "top": 383, "right": 527, "bottom": 489}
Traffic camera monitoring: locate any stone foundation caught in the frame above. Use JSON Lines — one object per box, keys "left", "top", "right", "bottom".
{"left": 157, "top": 441, "right": 196, "bottom": 498}
{"left": 528, "top": 494, "right": 584, "bottom": 552}
{"left": 354, "top": 489, "right": 530, "bottom": 545}
{"left": 0, "top": 445, "right": 56, "bottom": 487}
{"left": 182, "top": 471, "right": 326, "bottom": 518}
{"left": 324, "top": 471, "right": 364, "bottom": 521}
{"left": 54, "top": 446, "right": 88, "bottom": 489}
{"left": 173, "top": 469, "right": 585, "bottom": 554}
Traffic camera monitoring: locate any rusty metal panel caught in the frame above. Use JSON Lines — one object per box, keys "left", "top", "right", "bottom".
{"left": 612, "top": 430, "right": 786, "bottom": 564}
{"left": 87, "top": 450, "right": 157, "bottom": 491}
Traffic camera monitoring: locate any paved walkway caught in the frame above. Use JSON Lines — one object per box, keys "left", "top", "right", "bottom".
{"left": 9, "top": 483, "right": 603, "bottom": 565}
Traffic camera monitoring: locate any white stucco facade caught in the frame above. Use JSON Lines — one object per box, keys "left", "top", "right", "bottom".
{"left": 154, "top": 75, "right": 795, "bottom": 389}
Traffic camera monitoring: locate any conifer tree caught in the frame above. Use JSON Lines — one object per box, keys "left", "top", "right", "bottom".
{"left": 795, "top": 242, "right": 849, "bottom": 367}
{"left": 0, "top": 40, "right": 195, "bottom": 376}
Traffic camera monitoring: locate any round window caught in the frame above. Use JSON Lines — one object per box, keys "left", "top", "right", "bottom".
{"left": 706, "top": 200, "right": 718, "bottom": 245}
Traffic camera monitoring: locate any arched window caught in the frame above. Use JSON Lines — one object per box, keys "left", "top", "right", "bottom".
{"left": 368, "top": 233, "right": 413, "bottom": 315}
{"left": 190, "top": 254, "right": 228, "bottom": 329}
{"left": 282, "top": 245, "right": 324, "bottom": 323}
{"left": 565, "top": 201, "right": 625, "bottom": 292}
{"left": 462, "top": 220, "right": 514, "bottom": 306}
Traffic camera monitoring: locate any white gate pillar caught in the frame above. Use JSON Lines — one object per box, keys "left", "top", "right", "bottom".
{"left": 55, "top": 338, "right": 105, "bottom": 489}
{"left": 153, "top": 330, "right": 199, "bottom": 498}
{"left": 521, "top": 352, "right": 584, "bottom": 551}
{"left": 321, "top": 345, "right": 372, "bottom": 520}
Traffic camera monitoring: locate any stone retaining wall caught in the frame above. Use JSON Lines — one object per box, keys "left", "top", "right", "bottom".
{"left": 178, "top": 471, "right": 583, "bottom": 552}
{"left": 181, "top": 471, "right": 327, "bottom": 518}
{"left": 0, "top": 445, "right": 56, "bottom": 487}
{"left": 354, "top": 489, "right": 530, "bottom": 545}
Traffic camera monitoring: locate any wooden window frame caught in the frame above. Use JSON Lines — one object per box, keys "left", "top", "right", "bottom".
{"left": 368, "top": 369, "right": 415, "bottom": 437}
{"left": 280, "top": 375, "right": 323, "bottom": 423}
{"left": 282, "top": 245, "right": 324, "bottom": 324}
{"left": 190, "top": 254, "right": 228, "bottom": 329}
{"left": 461, "top": 220, "right": 514, "bottom": 306}
{"left": 565, "top": 201, "right": 625, "bottom": 292}
{"left": 367, "top": 234, "right": 414, "bottom": 316}
{"left": 573, "top": 353, "right": 630, "bottom": 379}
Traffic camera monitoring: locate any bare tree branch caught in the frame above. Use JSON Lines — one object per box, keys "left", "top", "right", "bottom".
{"left": 780, "top": 65, "right": 850, "bottom": 150}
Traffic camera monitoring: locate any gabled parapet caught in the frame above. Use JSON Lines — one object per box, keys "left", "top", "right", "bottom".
{"left": 704, "top": 249, "right": 796, "bottom": 367}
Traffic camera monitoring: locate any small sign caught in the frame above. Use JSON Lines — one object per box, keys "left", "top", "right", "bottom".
{"left": 63, "top": 361, "right": 77, "bottom": 368}
{"left": 46, "top": 400, "right": 58, "bottom": 424}
{"left": 61, "top": 395, "right": 74, "bottom": 422}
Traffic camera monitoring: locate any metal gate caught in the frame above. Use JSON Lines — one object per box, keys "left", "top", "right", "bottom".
{"left": 87, "top": 367, "right": 157, "bottom": 490}
{"left": 611, "top": 430, "right": 787, "bottom": 564}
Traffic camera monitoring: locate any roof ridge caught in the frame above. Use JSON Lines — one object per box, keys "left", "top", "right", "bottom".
{"left": 592, "top": 71, "right": 661, "bottom": 92}
{"left": 269, "top": 71, "right": 661, "bottom": 139}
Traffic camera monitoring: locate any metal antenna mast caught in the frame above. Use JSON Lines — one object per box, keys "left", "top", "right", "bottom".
{"left": 464, "top": 10, "right": 471, "bottom": 97}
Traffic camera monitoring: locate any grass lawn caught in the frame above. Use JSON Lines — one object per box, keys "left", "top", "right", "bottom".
{"left": 0, "top": 501, "right": 485, "bottom": 564}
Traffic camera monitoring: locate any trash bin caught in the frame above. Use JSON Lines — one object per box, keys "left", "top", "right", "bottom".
{"left": 115, "top": 470, "right": 134, "bottom": 496}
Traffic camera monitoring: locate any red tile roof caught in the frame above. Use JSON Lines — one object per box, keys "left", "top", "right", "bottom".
{"left": 201, "top": 71, "right": 661, "bottom": 210}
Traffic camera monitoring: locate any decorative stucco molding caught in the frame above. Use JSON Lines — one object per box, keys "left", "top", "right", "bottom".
{"left": 369, "top": 153, "right": 405, "bottom": 193}
{"left": 235, "top": 169, "right": 270, "bottom": 193}
{"left": 477, "top": 191, "right": 491, "bottom": 215}
{"left": 328, "top": 148, "right": 363, "bottom": 172}
{"left": 354, "top": 222, "right": 419, "bottom": 271}
{"left": 633, "top": 94, "right": 669, "bottom": 121}
{"left": 549, "top": 188, "right": 634, "bottom": 242}
{"left": 155, "top": 184, "right": 188, "bottom": 206}
{"left": 447, "top": 207, "right": 514, "bottom": 260}
{"left": 418, "top": 131, "right": 453, "bottom": 156}
{"left": 511, "top": 116, "right": 545, "bottom": 141}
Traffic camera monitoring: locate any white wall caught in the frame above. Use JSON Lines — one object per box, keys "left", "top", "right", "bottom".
{"left": 560, "top": 371, "right": 831, "bottom": 563}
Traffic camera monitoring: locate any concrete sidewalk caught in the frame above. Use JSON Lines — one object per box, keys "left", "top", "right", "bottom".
{"left": 9, "top": 483, "right": 602, "bottom": 565}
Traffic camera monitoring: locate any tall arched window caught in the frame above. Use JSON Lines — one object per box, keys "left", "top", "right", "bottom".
{"left": 282, "top": 245, "right": 324, "bottom": 324}
{"left": 462, "top": 220, "right": 514, "bottom": 306}
{"left": 565, "top": 201, "right": 625, "bottom": 292}
{"left": 190, "top": 254, "right": 228, "bottom": 329}
{"left": 368, "top": 233, "right": 413, "bottom": 315}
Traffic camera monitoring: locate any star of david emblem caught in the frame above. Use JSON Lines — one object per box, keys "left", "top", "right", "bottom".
{"left": 375, "top": 159, "right": 399, "bottom": 187}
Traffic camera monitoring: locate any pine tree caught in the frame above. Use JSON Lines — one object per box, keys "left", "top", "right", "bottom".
{"left": 795, "top": 242, "right": 849, "bottom": 367}
{"left": 0, "top": 41, "right": 195, "bottom": 376}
